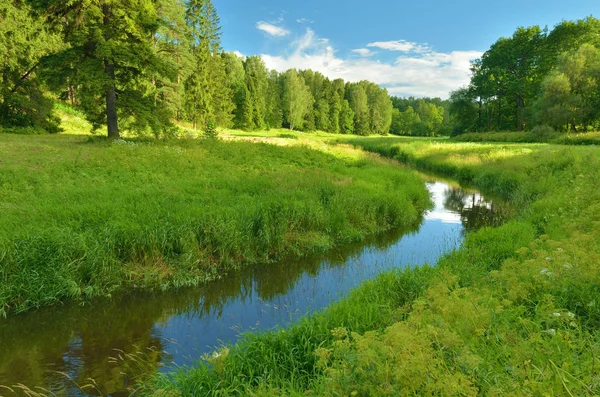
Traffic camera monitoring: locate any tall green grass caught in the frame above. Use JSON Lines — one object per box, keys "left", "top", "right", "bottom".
{"left": 0, "top": 134, "right": 430, "bottom": 316}
{"left": 453, "top": 130, "right": 600, "bottom": 146}
{"left": 148, "top": 137, "right": 600, "bottom": 396}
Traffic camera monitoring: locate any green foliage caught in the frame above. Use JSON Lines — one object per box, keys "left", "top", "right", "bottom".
{"left": 204, "top": 119, "right": 218, "bottom": 139}
{"left": 346, "top": 83, "right": 370, "bottom": 135}
{"left": 533, "top": 44, "right": 600, "bottom": 132}
{"left": 37, "top": 0, "right": 182, "bottom": 138}
{"left": 390, "top": 106, "right": 420, "bottom": 135}
{"left": 282, "top": 69, "right": 313, "bottom": 131}
{"left": 0, "top": 134, "right": 430, "bottom": 316}
{"left": 339, "top": 100, "right": 355, "bottom": 134}
{"left": 241, "top": 56, "right": 269, "bottom": 130}
{"left": 452, "top": 17, "right": 600, "bottom": 138}
{"left": 184, "top": 0, "right": 233, "bottom": 130}
{"left": 392, "top": 96, "right": 451, "bottom": 136}
{"left": 453, "top": 131, "right": 550, "bottom": 143}
{"left": 530, "top": 125, "right": 557, "bottom": 138}
{"left": 150, "top": 137, "right": 600, "bottom": 396}
{"left": 0, "top": 0, "right": 62, "bottom": 131}
{"left": 2, "top": 0, "right": 404, "bottom": 137}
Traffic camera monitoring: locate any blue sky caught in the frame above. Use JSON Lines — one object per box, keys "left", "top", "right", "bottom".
{"left": 214, "top": 1, "right": 598, "bottom": 98}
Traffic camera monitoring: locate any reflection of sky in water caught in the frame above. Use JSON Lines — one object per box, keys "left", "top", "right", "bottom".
{"left": 425, "top": 182, "right": 462, "bottom": 224}
{"left": 1, "top": 180, "right": 493, "bottom": 396}
{"left": 157, "top": 183, "right": 464, "bottom": 369}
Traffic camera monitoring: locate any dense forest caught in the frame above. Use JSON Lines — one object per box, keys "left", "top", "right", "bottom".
{"left": 2, "top": 1, "right": 599, "bottom": 138}
{"left": 451, "top": 17, "right": 600, "bottom": 135}
{"left": 0, "top": 0, "right": 394, "bottom": 138}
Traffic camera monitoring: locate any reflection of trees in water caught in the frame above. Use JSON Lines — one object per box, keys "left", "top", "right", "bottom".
{"left": 443, "top": 188, "right": 510, "bottom": 231}
{"left": 0, "top": 215, "right": 423, "bottom": 396}
{"left": 0, "top": 294, "right": 171, "bottom": 396}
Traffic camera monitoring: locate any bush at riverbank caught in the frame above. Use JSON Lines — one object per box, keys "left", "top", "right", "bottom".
{"left": 150, "top": 138, "right": 600, "bottom": 395}
{"left": 0, "top": 134, "right": 430, "bottom": 316}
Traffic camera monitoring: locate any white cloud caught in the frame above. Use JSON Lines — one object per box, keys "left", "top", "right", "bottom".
{"left": 259, "top": 29, "right": 482, "bottom": 99}
{"left": 367, "top": 40, "right": 430, "bottom": 53}
{"left": 296, "top": 18, "right": 313, "bottom": 24}
{"left": 256, "top": 21, "right": 290, "bottom": 37}
{"left": 232, "top": 50, "right": 246, "bottom": 59}
{"left": 352, "top": 48, "right": 376, "bottom": 57}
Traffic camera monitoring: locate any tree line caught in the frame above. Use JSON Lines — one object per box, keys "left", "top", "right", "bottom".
{"left": 0, "top": 0, "right": 394, "bottom": 138}
{"left": 450, "top": 16, "right": 600, "bottom": 134}
{"left": 390, "top": 96, "right": 450, "bottom": 136}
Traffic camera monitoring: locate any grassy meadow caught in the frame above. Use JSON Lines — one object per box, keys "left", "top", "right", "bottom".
{"left": 148, "top": 136, "right": 600, "bottom": 396}
{"left": 453, "top": 130, "right": 600, "bottom": 145}
{"left": 0, "top": 132, "right": 431, "bottom": 317}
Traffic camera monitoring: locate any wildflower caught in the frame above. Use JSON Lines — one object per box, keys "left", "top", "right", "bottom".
{"left": 545, "top": 257, "right": 552, "bottom": 261}
{"left": 540, "top": 268, "right": 553, "bottom": 277}
{"left": 553, "top": 312, "right": 561, "bottom": 317}
{"left": 556, "top": 248, "right": 564, "bottom": 252}
{"left": 563, "top": 263, "right": 572, "bottom": 269}
{"left": 567, "top": 312, "right": 576, "bottom": 318}
{"left": 542, "top": 329, "right": 556, "bottom": 336}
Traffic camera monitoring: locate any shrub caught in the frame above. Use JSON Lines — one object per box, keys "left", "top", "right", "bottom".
{"left": 0, "top": 126, "right": 46, "bottom": 135}
{"left": 530, "top": 125, "right": 557, "bottom": 138}
{"left": 204, "top": 120, "right": 219, "bottom": 139}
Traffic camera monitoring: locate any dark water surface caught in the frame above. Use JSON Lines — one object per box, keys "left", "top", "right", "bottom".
{"left": 0, "top": 181, "right": 508, "bottom": 396}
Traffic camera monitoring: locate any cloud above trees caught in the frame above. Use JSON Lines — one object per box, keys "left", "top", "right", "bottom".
{"left": 254, "top": 27, "right": 482, "bottom": 98}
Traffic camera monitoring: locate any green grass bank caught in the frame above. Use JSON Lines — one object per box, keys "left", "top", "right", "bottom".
{"left": 453, "top": 130, "right": 600, "bottom": 145}
{"left": 0, "top": 134, "right": 430, "bottom": 316}
{"left": 148, "top": 137, "right": 600, "bottom": 396}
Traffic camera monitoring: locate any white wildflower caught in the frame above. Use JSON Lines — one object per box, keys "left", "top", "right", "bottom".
{"left": 567, "top": 312, "right": 576, "bottom": 318}
{"left": 540, "top": 268, "right": 553, "bottom": 277}
{"left": 553, "top": 312, "right": 561, "bottom": 317}
{"left": 542, "top": 329, "right": 556, "bottom": 336}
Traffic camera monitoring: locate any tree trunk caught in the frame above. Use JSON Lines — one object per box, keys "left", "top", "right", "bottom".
{"left": 68, "top": 84, "right": 76, "bottom": 106}
{"left": 103, "top": 3, "right": 119, "bottom": 139}
{"left": 497, "top": 95, "right": 502, "bottom": 130}
{"left": 516, "top": 96, "right": 525, "bottom": 131}
{"left": 105, "top": 62, "right": 119, "bottom": 138}
{"left": 477, "top": 98, "right": 482, "bottom": 130}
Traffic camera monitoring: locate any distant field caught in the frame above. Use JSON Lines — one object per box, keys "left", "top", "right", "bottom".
{"left": 454, "top": 130, "right": 600, "bottom": 145}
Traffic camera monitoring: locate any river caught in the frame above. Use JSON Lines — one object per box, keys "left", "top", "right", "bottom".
{"left": 0, "top": 179, "right": 509, "bottom": 396}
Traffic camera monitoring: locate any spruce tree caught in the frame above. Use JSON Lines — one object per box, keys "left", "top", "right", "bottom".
{"left": 36, "top": 0, "right": 177, "bottom": 137}
{"left": 346, "top": 83, "right": 370, "bottom": 135}
{"left": 222, "top": 52, "right": 246, "bottom": 128}
{"left": 0, "top": 1, "right": 61, "bottom": 131}
{"left": 340, "top": 99, "right": 355, "bottom": 134}
{"left": 184, "top": 0, "right": 231, "bottom": 130}
{"left": 265, "top": 70, "right": 283, "bottom": 129}
{"left": 242, "top": 56, "right": 268, "bottom": 130}
{"left": 282, "top": 69, "right": 313, "bottom": 131}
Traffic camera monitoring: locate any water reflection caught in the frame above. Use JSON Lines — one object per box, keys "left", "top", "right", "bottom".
{"left": 0, "top": 181, "right": 507, "bottom": 396}
{"left": 442, "top": 186, "right": 511, "bottom": 231}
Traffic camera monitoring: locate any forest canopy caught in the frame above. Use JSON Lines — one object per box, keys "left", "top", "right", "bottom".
{"left": 450, "top": 16, "right": 600, "bottom": 135}
{"left": 1, "top": 1, "right": 599, "bottom": 138}
{"left": 0, "top": 0, "right": 393, "bottom": 138}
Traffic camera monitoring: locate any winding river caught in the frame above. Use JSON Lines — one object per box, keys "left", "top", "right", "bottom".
{"left": 0, "top": 179, "right": 509, "bottom": 396}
